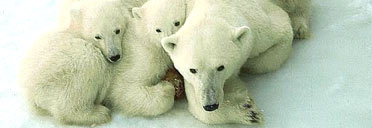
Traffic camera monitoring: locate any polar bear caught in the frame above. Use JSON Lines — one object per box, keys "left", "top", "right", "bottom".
{"left": 66, "top": 0, "right": 128, "bottom": 62}
{"left": 103, "top": 19, "right": 177, "bottom": 117}
{"left": 161, "top": 0, "right": 293, "bottom": 124}
{"left": 19, "top": 0, "right": 127, "bottom": 125}
{"left": 131, "top": 0, "right": 195, "bottom": 40}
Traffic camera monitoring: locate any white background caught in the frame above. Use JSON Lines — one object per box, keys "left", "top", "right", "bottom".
{"left": 0, "top": 0, "right": 371, "bottom": 127}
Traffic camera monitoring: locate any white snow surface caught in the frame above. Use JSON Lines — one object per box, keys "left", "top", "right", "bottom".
{"left": 0, "top": 0, "right": 371, "bottom": 127}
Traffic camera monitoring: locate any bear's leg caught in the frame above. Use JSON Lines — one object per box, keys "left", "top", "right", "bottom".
{"left": 286, "top": 0, "right": 311, "bottom": 39}
{"left": 185, "top": 76, "right": 264, "bottom": 124}
{"left": 112, "top": 81, "right": 175, "bottom": 116}
{"left": 291, "top": 14, "right": 310, "bottom": 39}
{"left": 50, "top": 81, "right": 111, "bottom": 125}
{"left": 53, "top": 103, "right": 111, "bottom": 125}
{"left": 242, "top": 39, "right": 292, "bottom": 74}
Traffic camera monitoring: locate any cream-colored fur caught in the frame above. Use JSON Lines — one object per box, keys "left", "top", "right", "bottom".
{"left": 161, "top": 0, "right": 293, "bottom": 124}
{"left": 57, "top": 0, "right": 147, "bottom": 30}
{"left": 63, "top": 0, "right": 128, "bottom": 62}
{"left": 271, "top": 0, "right": 311, "bottom": 39}
{"left": 19, "top": 0, "right": 128, "bottom": 125}
{"left": 19, "top": 30, "right": 113, "bottom": 125}
{"left": 104, "top": 19, "right": 175, "bottom": 117}
{"left": 131, "top": 0, "right": 195, "bottom": 40}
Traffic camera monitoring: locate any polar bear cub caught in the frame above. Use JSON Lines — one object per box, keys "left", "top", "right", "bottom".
{"left": 67, "top": 0, "right": 128, "bottom": 62}
{"left": 161, "top": 0, "right": 293, "bottom": 124}
{"left": 131, "top": 0, "right": 193, "bottom": 40}
{"left": 19, "top": 0, "right": 127, "bottom": 125}
{"left": 104, "top": 19, "right": 176, "bottom": 117}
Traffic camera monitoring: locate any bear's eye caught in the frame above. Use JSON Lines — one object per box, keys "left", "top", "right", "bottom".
{"left": 190, "top": 69, "right": 197, "bottom": 74}
{"left": 174, "top": 21, "right": 180, "bottom": 27}
{"left": 115, "top": 29, "right": 120, "bottom": 34}
{"left": 95, "top": 35, "right": 102, "bottom": 40}
{"left": 156, "top": 29, "right": 162, "bottom": 33}
{"left": 217, "top": 65, "right": 225, "bottom": 71}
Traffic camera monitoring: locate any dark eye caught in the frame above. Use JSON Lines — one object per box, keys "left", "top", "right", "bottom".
{"left": 190, "top": 69, "right": 197, "bottom": 74}
{"left": 174, "top": 21, "right": 180, "bottom": 26}
{"left": 217, "top": 65, "right": 225, "bottom": 71}
{"left": 115, "top": 29, "right": 120, "bottom": 34}
{"left": 95, "top": 35, "right": 102, "bottom": 40}
{"left": 156, "top": 29, "right": 162, "bottom": 33}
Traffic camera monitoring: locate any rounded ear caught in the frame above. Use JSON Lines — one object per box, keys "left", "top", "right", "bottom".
{"left": 131, "top": 7, "right": 143, "bottom": 19}
{"left": 161, "top": 35, "right": 178, "bottom": 53}
{"left": 232, "top": 26, "right": 251, "bottom": 42}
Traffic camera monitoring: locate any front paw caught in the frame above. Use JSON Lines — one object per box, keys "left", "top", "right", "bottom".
{"left": 239, "top": 98, "right": 264, "bottom": 124}
{"left": 292, "top": 17, "right": 310, "bottom": 39}
{"left": 162, "top": 68, "right": 185, "bottom": 100}
{"left": 158, "top": 81, "right": 176, "bottom": 98}
{"left": 92, "top": 105, "right": 112, "bottom": 124}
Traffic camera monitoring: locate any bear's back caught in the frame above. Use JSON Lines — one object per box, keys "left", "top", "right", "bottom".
{"left": 248, "top": 0, "right": 293, "bottom": 58}
{"left": 20, "top": 31, "right": 108, "bottom": 90}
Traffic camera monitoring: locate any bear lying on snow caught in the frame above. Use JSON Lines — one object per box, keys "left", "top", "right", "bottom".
{"left": 161, "top": 0, "right": 293, "bottom": 124}
{"left": 20, "top": 0, "right": 310, "bottom": 126}
{"left": 104, "top": 15, "right": 180, "bottom": 117}
{"left": 20, "top": 0, "right": 185, "bottom": 125}
{"left": 130, "top": 0, "right": 194, "bottom": 99}
{"left": 19, "top": 0, "right": 128, "bottom": 125}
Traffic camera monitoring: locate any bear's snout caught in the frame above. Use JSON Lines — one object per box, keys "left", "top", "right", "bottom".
{"left": 203, "top": 104, "right": 219, "bottom": 111}
{"left": 109, "top": 54, "right": 121, "bottom": 62}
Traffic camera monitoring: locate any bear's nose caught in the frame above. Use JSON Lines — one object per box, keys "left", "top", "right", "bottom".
{"left": 203, "top": 104, "right": 219, "bottom": 111}
{"left": 109, "top": 55, "right": 121, "bottom": 62}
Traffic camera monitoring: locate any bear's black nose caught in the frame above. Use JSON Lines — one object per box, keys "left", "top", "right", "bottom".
{"left": 203, "top": 104, "right": 219, "bottom": 111}
{"left": 109, "top": 55, "right": 121, "bottom": 62}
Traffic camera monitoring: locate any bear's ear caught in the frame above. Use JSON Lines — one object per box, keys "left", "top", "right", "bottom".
{"left": 232, "top": 26, "right": 251, "bottom": 42}
{"left": 68, "top": 4, "right": 83, "bottom": 31}
{"left": 131, "top": 7, "right": 143, "bottom": 19}
{"left": 161, "top": 35, "right": 178, "bottom": 53}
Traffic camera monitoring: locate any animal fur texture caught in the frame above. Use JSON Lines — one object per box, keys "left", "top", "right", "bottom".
{"left": 20, "top": 0, "right": 310, "bottom": 125}
{"left": 161, "top": 0, "right": 295, "bottom": 124}
{"left": 19, "top": 0, "right": 128, "bottom": 125}
{"left": 104, "top": 19, "right": 176, "bottom": 117}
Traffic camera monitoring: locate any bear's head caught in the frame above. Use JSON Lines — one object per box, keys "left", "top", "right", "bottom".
{"left": 68, "top": 0, "right": 128, "bottom": 63}
{"left": 131, "top": 0, "right": 187, "bottom": 41}
{"left": 161, "top": 20, "right": 251, "bottom": 111}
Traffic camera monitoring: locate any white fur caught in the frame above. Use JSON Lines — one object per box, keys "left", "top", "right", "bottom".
{"left": 19, "top": 30, "right": 112, "bottom": 125}
{"left": 19, "top": 0, "right": 128, "bottom": 125}
{"left": 65, "top": 0, "right": 128, "bottom": 62}
{"left": 57, "top": 0, "right": 147, "bottom": 30}
{"left": 271, "top": 0, "right": 311, "bottom": 39}
{"left": 161, "top": 0, "right": 293, "bottom": 124}
{"left": 131, "top": 0, "right": 195, "bottom": 41}
{"left": 104, "top": 19, "right": 176, "bottom": 117}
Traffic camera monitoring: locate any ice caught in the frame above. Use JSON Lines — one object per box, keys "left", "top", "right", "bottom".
{"left": 0, "top": 0, "right": 371, "bottom": 127}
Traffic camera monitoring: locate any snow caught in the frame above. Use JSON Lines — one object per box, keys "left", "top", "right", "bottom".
{"left": 0, "top": 0, "right": 371, "bottom": 127}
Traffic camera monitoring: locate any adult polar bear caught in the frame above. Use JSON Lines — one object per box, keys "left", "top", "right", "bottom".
{"left": 162, "top": 0, "right": 293, "bottom": 124}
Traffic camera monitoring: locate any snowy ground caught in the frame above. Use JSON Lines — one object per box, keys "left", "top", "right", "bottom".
{"left": 0, "top": 0, "right": 371, "bottom": 128}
